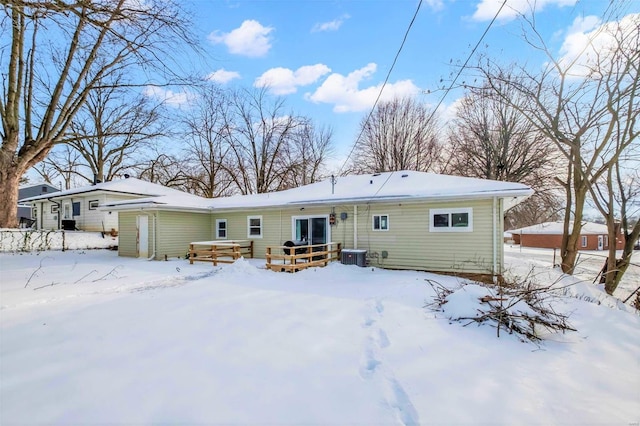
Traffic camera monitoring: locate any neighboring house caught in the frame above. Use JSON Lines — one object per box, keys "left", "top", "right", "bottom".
{"left": 17, "top": 182, "right": 60, "bottom": 226}
{"left": 19, "top": 177, "right": 200, "bottom": 232}
{"left": 508, "top": 221, "right": 624, "bottom": 251}
{"left": 103, "top": 171, "right": 533, "bottom": 277}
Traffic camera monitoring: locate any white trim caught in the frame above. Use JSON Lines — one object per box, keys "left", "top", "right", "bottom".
{"left": 291, "top": 215, "right": 331, "bottom": 244}
{"left": 88, "top": 199, "right": 100, "bottom": 210}
{"left": 247, "top": 215, "right": 263, "bottom": 239}
{"left": 372, "top": 214, "right": 389, "bottom": 231}
{"left": 581, "top": 235, "right": 588, "bottom": 247}
{"left": 216, "top": 219, "right": 228, "bottom": 240}
{"left": 429, "top": 207, "right": 473, "bottom": 233}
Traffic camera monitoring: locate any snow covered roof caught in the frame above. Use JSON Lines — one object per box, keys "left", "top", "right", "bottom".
{"left": 508, "top": 221, "right": 611, "bottom": 235}
{"left": 102, "top": 171, "right": 533, "bottom": 212}
{"left": 19, "top": 177, "right": 192, "bottom": 203}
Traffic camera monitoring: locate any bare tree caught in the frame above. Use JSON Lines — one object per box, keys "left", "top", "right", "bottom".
{"left": 32, "top": 144, "right": 83, "bottom": 190}
{"left": 181, "top": 86, "right": 235, "bottom": 198}
{"left": 475, "top": 13, "right": 639, "bottom": 278}
{"left": 223, "top": 88, "right": 302, "bottom": 194}
{"left": 136, "top": 150, "right": 191, "bottom": 192}
{"left": 348, "top": 97, "right": 440, "bottom": 174}
{"left": 0, "top": 0, "right": 196, "bottom": 227}
{"left": 279, "top": 119, "right": 333, "bottom": 189}
{"left": 443, "top": 84, "right": 562, "bottom": 229}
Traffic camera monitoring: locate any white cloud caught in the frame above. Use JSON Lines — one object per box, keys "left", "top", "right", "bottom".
{"left": 311, "top": 14, "right": 350, "bottom": 32}
{"left": 143, "top": 86, "right": 194, "bottom": 107}
{"left": 558, "top": 13, "right": 639, "bottom": 77}
{"left": 208, "top": 20, "right": 274, "bottom": 57}
{"left": 472, "top": 0, "right": 576, "bottom": 22}
{"left": 206, "top": 68, "right": 241, "bottom": 84}
{"left": 254, "top": 64, "right": 331, "bottom": 95}
{"left": 306, "top": 63, "right": 421, "bottom": 113}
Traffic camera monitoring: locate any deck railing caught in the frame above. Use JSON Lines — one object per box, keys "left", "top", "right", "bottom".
{"left": 266, "top": 242, "right": 342, "bottom": 272}
{"left": 189, "top": 240, "right": 254, "bottom": 266}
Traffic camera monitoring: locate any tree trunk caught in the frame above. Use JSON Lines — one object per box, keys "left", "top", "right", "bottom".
{"left": 0, "top": 163, "right": 22, "bottom": 229}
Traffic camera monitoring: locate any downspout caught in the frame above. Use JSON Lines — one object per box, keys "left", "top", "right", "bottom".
{"left": 353, "top": 205, "right": 358, "bottom": 249}
{"left": 148, "top": 213, "right": 156, "bottom": 260}
{"left": 492, "top": 196, "right": 498, "bottom": 282}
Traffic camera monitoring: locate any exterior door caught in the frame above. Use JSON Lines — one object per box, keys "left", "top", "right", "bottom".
{"left": 293, "top": 216, "right": 329, "bottom": 245}
{"left": 597, "top": 235, "right": 604, "bottom": 251}
{"left": 138, "top": 215, "right": 149, "bottom": 258}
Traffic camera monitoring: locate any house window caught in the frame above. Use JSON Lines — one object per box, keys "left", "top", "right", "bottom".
{"left": 51, "top": 204, "right": 59, "bottom": 214}
{"left": 42, "top": 186, "right": 48, "bottom": 193}
{"left": 72, "top": 202, "right": 81, "bottom": 216}
{"left": 32, "top": 206, "right": 37, "bottom": 220}
{"left": 373, "top": 214, "right": 389, "bottom": 231}
{"left": 604, "top": 235, "right": 609, "bottom": 248}
{"left": 582, "top": 236, "right": 588, "bottom": 247}
{"left": 216, "top": 219, "right": 227, "bottom": 239}
{"left": 429, "top": 208, "right": 473, "bottom": 232}
{"left": 247, "top": 216, "right": 263, "bottom": 238}
{"left": 88, "top": 200, "right": 99, "bottom": 210}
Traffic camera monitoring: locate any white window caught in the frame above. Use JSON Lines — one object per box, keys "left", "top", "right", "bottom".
{"left": 88, "top": 200, "right": 99, "bottom": 210}
{"left": 373, "top": 214, "right": 389, "bottom": 231}
{"left": 429, "top": 208, "right": 473, "bottom": 232}
{"left": 247, "top": 215, "right": 263, "bottom": 238}
{"left": 582, "top": 236, "right": 588, "bottom": 247}
{"left": 216, "top": 219, "right": 227, "bottom": 239}
{"left": 51, "top": 204, "right": 59, "bottom": 214}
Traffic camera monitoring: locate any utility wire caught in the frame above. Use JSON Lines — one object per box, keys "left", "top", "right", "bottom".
{"left": 370, "top": 0, "right": 508, "bottom": 199}
{"left": 337, "top": 0, "right": 423, "bottom": 175}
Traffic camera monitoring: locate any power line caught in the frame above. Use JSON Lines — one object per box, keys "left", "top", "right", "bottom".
{"left": 370, "top": 0, "right": 508, "bottom": 198}
{"left": 337, "top": 0, "right": 423, "bottom": 175}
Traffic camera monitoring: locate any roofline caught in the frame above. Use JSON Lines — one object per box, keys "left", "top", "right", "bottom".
{"left": 102, "top": 189, "right": 534, "bottom": 213}
{"left": 20, "top": 188, "right": 159, "bottom": 203}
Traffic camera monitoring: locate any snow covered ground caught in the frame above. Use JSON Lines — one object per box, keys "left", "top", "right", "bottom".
{"left": 1, "top": 243, "right": 638, "bottom": 425}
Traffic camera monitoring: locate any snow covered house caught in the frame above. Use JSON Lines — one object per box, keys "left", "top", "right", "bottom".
{"left": 19, "top": 177, "right": 199, "bottom": 233}
{"left": 103, "top": 171, "right": 533, "bottom": 276}
{"left": 17, "top": 182, "right": 60, "bottom": 226}
{"left": 508, "top": 221, "right": 624, "bottom": 251}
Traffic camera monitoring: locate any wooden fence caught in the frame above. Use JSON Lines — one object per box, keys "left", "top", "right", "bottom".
{"left": 188, "top": 240, "right": 254, "bottom": 266}
{"left": 266, "top": 242, "right": 342, "bottom": 272}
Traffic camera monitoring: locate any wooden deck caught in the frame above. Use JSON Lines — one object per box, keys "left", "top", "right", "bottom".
{"left": 189, "top": 240, "right": 254, "bottom": 266}
{"left": 266, "top": 242, "right": 342, "bottom": 272}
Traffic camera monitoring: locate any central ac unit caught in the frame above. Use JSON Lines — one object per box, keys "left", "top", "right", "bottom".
{"left": 341, "top": 249, "right": 367, "bottom": 267}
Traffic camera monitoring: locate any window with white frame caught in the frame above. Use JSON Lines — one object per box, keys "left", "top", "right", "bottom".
{"left": 216, "top": 219, "right": 228, "bottom": 239}
{"left": 582, "top": 236, "right": 588, "bottom": 247}
{"left": 247, "top": 215, "right": 263, "bottom": 238}
{"left": 88, "top": 200, "right": 99, "bottom": 210}
{"left": 373, "top": 214, "right": 389, "bottom": 231}
{"left": 429, "top": 208, "right": 473, "bottom": 232}
{"left": 63, "top": 203, "right": 71, "bottom": 219}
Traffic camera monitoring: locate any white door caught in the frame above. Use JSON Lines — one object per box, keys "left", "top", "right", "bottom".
{"left": 138, "top": 215, "right": 149, "bottom": 258}
{"left": 597, "top": 235, "right": 604, "bottom": 251}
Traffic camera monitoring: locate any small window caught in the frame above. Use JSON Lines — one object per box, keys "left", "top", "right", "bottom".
{"left": 582, "top": 236, "right": 588, "bottom": 247}
{"left": 429, "top": 208, "right": 473, "bottom": 232}
{"left": 88, "top": 200, "right": 99, "bottom": 210}
{"left": 373, "top": 214, "right": 389, "bottom": 231}
{"left": 32, "top": 206, "right": 37, "bottom": 220}
{"left": 247, "top": 215, "right": 263, "bottom": 238}
{"left": 51, "top": 204, "right": 59, "bottom": 214}
{"left": 72, "top": 202, "right": 81, "bottom": 216}
{"left": 216, "top": 219, "right": 227, "bottom": 239}
{"left": 42, "top": 186, "right": 48, "bottom": 193}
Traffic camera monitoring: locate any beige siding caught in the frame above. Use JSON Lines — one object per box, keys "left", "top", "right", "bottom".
{"left": 118, "top": 212, "right": 138, "bottom": 257}
{"left": 211, "top": 204, "right": 355, "bottom": 257}
{"left": 356, "top": 199, "right": 501, "bottom": 274}
{"left": 155, "top": 211, "right": 212, "bottom": 260}
{"left": 208, "top": 200, "right": 501, "bottom": 274}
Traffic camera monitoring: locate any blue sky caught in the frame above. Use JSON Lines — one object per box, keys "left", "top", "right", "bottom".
{"left": 152, "top": 0, "right": 639, "bottom": 165}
